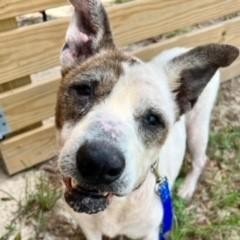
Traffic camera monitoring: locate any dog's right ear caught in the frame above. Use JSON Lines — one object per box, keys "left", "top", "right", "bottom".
{"left": 61, "top": 0, "right": 115, "bottom": 74}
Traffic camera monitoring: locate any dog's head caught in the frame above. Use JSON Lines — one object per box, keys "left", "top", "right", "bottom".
{"left": 56, "top": 0, "right": 239, "bottom": 214}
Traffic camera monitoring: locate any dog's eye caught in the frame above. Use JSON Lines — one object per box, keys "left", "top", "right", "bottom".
{"left": 71, "top": 83, "right": 92, "bottom": 96}
{"left": 143, "top": 112, "right": 165, "bottom": 129}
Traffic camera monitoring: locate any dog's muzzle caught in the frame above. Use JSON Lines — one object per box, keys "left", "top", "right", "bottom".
{"left": 63, "top": 141, "right": 126, "bottom": 214}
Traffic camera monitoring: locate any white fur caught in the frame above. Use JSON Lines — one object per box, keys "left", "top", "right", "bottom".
{"left": 59, "top": 47, "right": 220, "bottom": 239}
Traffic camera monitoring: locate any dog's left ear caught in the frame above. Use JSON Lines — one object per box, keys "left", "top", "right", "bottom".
{"left": 167, "top": 44, "right": 239, "bottom": 115}
{"left": 61, "top": 0, "right": 115, "bottom": 74}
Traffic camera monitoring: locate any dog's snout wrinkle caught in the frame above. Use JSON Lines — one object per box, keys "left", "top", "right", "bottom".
{"left": 76, "top": 141, "right": 126, "bottom": 185}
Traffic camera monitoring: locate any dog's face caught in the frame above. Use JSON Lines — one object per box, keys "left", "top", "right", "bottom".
{"left": 57, "top": 49, "right": 175, "bottom": 213}
{"left": 56, "top": 0, "right": 239, "bottom": 214}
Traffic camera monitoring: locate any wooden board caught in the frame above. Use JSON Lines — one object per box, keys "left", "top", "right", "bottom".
{"left": 2, "top": 0, "right": 240, "bottom": 84}
{"left": 0, "top": 78, "right": 59, "bottom": 133}
{"left": 110, "top": 0, "right": 240, "bottom": 46}
{"left": 0, "top": 17, "right": 17, "bottom": 92}
{"left": 0, "top": 0, "right": 113, "bottom": 20}
{"left": 0, "top": 18, "right": 32, "bottom": 92}
{"left": 135, "top": 16, "right": 240, "bottom": 61}
{"left": 1, "top": 122, "right": 57, "bottom": 175}
{"left": 2, "top": 45, "right": 240, "bottom": 175}
{"left": 1, "top": 16, "right": 240, "bottom": 135}
{"left": 0, "top": 0, "right": 67, "bottom": 21}
{"left": 0, "top": 19, "right": 67, "bottom": 85}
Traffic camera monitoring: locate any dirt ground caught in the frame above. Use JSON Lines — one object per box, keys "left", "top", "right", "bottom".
{"left": 212, "top": 77, "right": 240, "bottom": 130}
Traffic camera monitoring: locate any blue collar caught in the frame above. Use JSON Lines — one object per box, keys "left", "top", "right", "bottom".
{"left": 155, "top": 176, "right": 174, "bottom": 240}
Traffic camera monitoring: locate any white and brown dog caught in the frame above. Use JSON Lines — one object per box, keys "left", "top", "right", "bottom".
{"left": 56, "top": 0, "right": 239, "bottom": 239}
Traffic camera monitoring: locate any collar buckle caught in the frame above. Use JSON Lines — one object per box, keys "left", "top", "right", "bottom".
{"left": 151, "top": 161, "right": 166, "bottom": 184}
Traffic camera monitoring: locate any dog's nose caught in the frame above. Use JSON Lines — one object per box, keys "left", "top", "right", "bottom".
{"left": 76, "top": 141, "right": 125, "bottom": 184}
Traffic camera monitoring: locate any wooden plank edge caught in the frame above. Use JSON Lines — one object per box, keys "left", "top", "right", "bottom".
{"left": 0, "top": 0, "right": 113, "bottom": 21}
{"left": 0, "top": 77, "right": 59, "bottom": 133}
{"left": 0, "top": 0, "right": 68, "bottom": 21}
{"left": 0, "top": 123, "right": 57, "bottom": 175}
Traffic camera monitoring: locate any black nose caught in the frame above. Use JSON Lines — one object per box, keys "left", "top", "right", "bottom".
{"left": 76, "top": 141, "right": 125, "bottom": 185}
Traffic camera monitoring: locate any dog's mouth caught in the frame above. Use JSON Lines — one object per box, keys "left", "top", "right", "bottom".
{"left": 63, "top": 177, "right": 114, "bottom": 214}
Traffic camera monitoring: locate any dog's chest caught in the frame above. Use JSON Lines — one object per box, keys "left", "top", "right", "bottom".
{"left": 97, "top": 174, "right": 163, "bottom": 238}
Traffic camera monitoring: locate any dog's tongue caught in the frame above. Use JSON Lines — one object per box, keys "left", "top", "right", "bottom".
{"left": 63, "top": 178, "right": 113, "bottom": 214}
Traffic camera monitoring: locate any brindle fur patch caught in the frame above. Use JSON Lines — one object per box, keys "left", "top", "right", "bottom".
{"left": 56, "top": 50, "right": 133, "bottom": 129}
{"left": 174, "top": 65, "right": 216, "bottom": 114}
{"left": 170, "top": 44, "right": 239, "bottom": 115}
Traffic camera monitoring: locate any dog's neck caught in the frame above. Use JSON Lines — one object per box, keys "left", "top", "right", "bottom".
{"left": 95, "top": 171, "right": 163, "bottom": 238}
{"left": 130, "top": 171, "right": 157, "bottom": 201}
{"left": 108, "top": 171, "right": 160, "bottom": 211}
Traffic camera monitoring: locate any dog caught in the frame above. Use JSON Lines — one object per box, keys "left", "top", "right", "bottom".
{"left": 56, "top": 0, "right": 239, "bottom": 239}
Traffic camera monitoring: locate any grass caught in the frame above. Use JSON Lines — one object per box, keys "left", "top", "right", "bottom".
{"left": 0, "top": 175, "right": 62, "bottom": 240}
{"left": 171, "top": 127, "right": 240, "bottom": 240}
{"left": 209, "top": 127, "right": 240, "bottom": 162}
